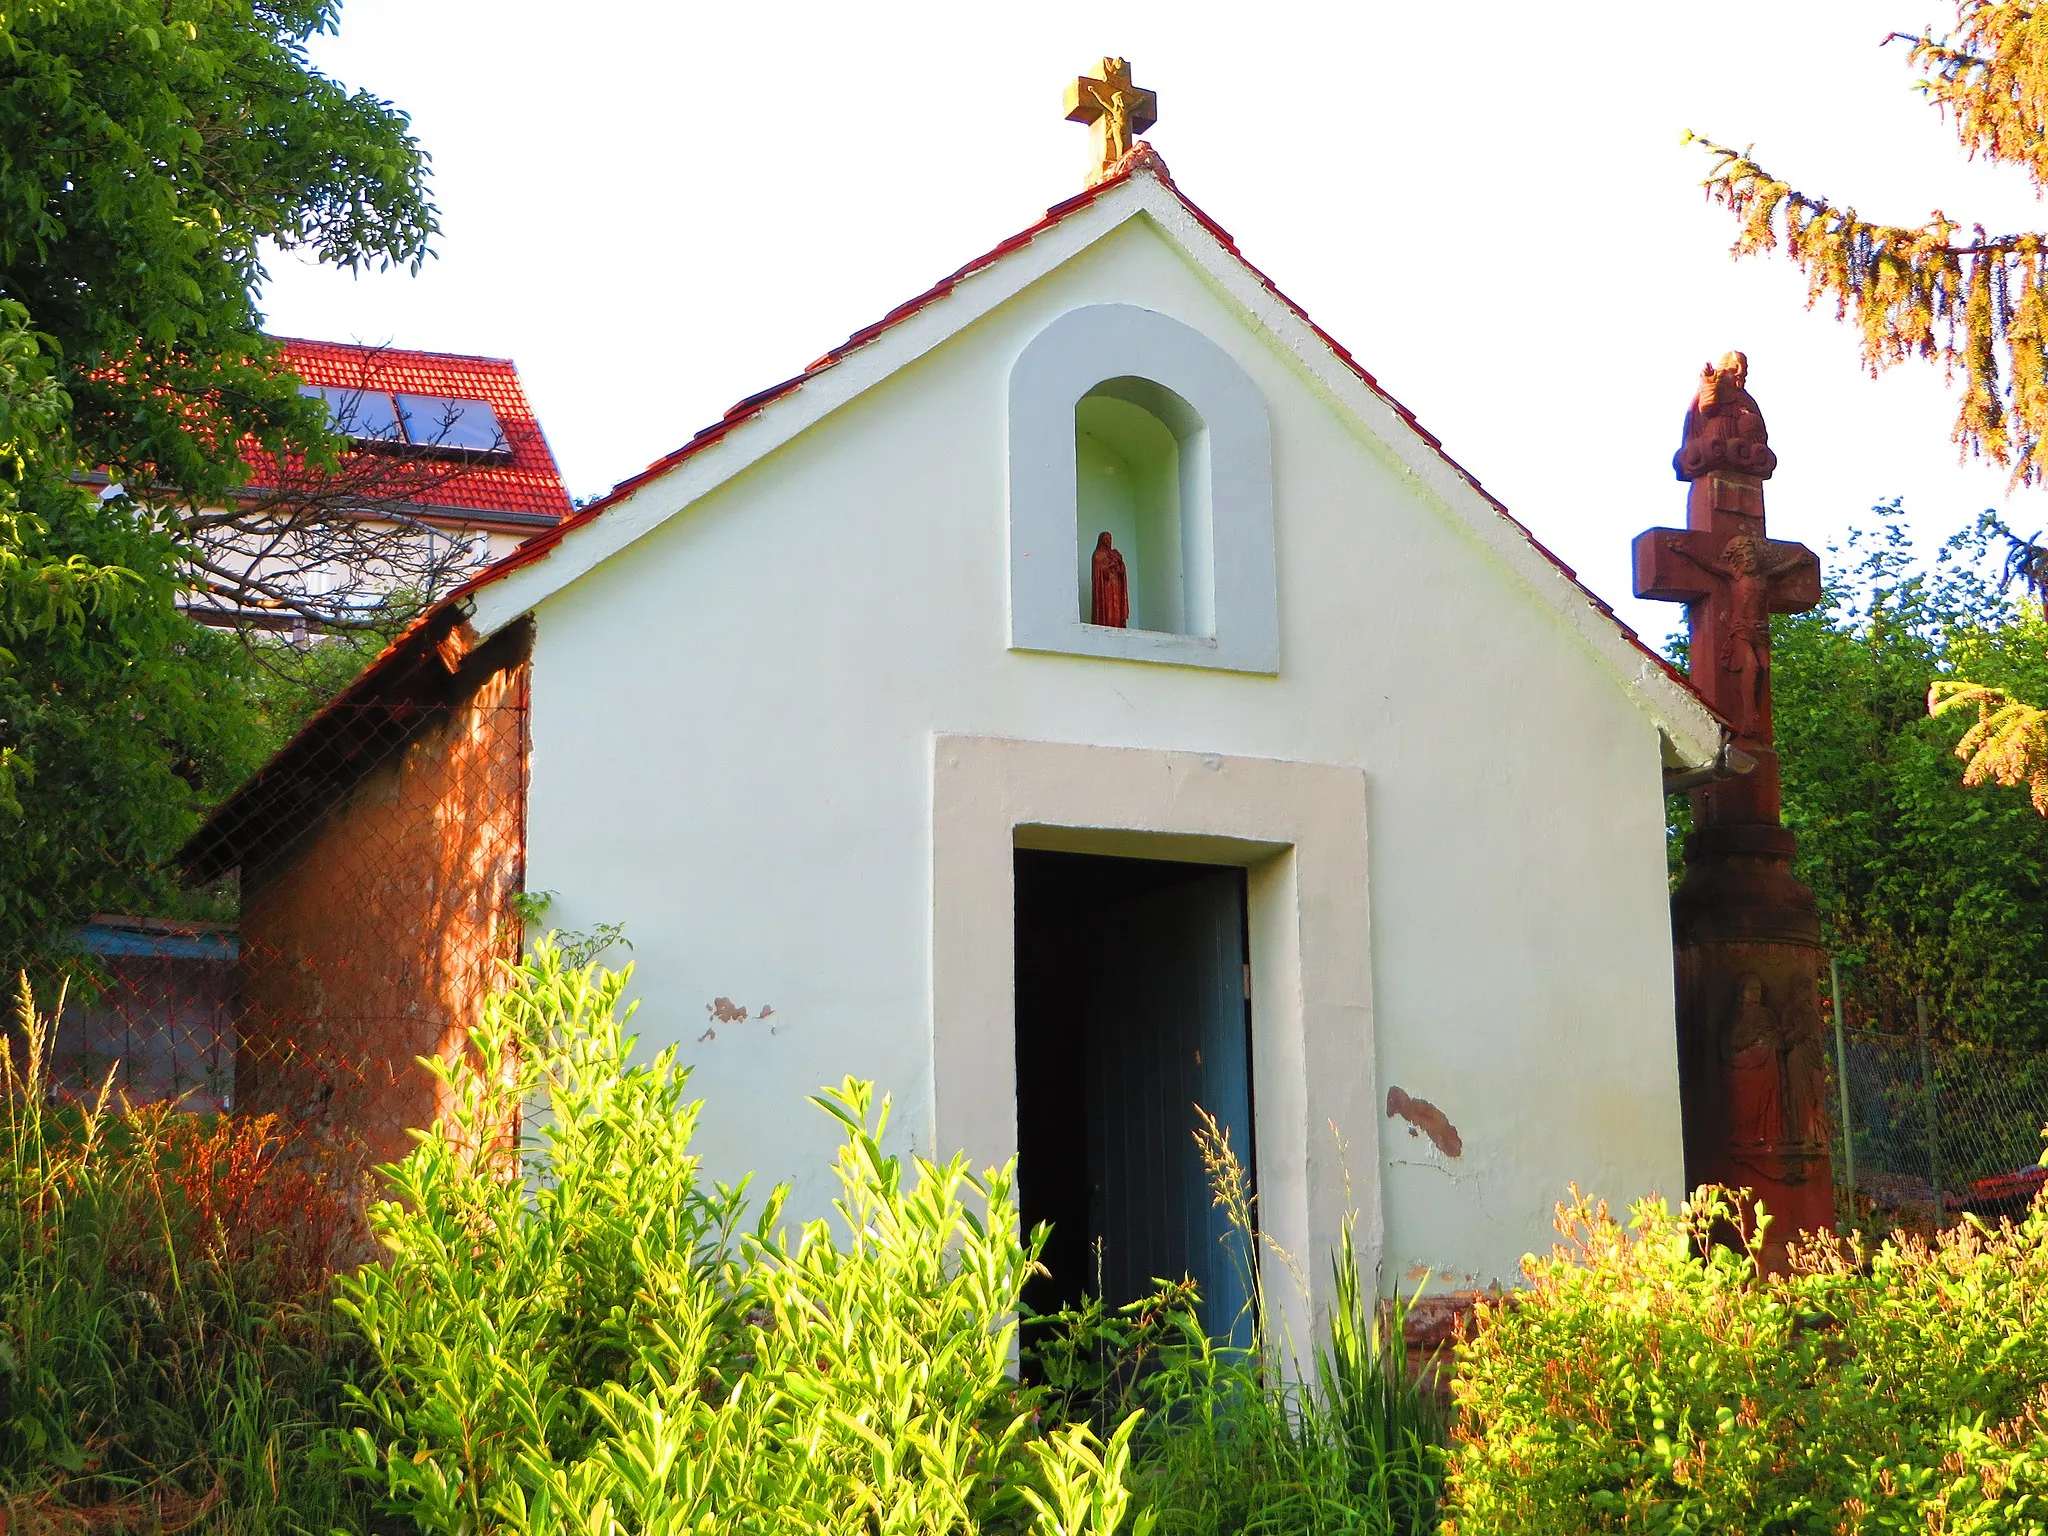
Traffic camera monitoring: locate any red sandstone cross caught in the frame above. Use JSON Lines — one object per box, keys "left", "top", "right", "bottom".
{"left": 1633, "top": 353, "right": 1821, "bottom": 753}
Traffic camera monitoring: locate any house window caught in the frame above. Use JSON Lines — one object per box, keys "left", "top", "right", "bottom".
{"left": 1010, "top": 304, "right": 1276, "bottom": 673}
{"left": 1075, "top": 378, "right": 1212, "bottom": 636}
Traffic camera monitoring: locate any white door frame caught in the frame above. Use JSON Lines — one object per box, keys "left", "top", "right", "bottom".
{"left": 930, "top": 732, "right": 1379, "bottom": 1355}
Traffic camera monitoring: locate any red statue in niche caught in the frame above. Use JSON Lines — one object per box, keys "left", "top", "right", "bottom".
{"left": 1091, "top": 531, "right": 1130, "bottom": 627}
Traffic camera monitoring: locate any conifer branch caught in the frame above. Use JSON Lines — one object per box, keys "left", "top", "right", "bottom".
{"left": 1697, "top": 3, "right": 2048, "bottom": 816}
{"left": 1689, "top": 5, "right": 2048, "bottom": 489}
{"left": 1690, "top": 133, "right": 2048, "bottom": 486}
{"left": 1894, "top": 3, "right": 2048, "bottom": 183}
{"left": 1930, "top": 680, "right": 2048, "bottom": 810}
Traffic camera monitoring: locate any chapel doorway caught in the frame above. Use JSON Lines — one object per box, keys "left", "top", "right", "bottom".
{"left": 1013, "top": 849, "right": 1256, "bottom": 1347}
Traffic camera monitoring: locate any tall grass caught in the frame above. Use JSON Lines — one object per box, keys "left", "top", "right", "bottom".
{"left": 0, "top": 978, "right": 370, "bottom": 1534}
{"left": 1031, "top": 1115, "right": 1449, "bottom": 1535}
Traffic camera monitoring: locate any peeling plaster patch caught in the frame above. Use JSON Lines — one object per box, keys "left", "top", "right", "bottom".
{"left": 1403, "top": 1260, "right": 1485, "bottom": 1292}
{"left": 699, "top": 999, "right": 780, "bottom": 1044}
{"left": 1386, "top": 1086, "right": 1462, "bottom": 1158}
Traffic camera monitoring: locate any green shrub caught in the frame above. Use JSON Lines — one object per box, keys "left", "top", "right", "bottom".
{"left": 338, "top": 943, "right": 1152, "bottom": 1535}
{"left": 1445, "top": 1186, "right": 2048, "bottom": 1534}
{"left": 0, "top": 979, "right": 370, "bottom": 1533}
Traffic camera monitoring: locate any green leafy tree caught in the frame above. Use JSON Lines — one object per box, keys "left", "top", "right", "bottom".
{"left": 1684, "top": 502, "right": 2048, "bottom": 1044}
{"left": 0, "top": 0, "right": 435, "bottom": 966}
{"left": 0, "top": 0, "right": 435, "bottom": 509}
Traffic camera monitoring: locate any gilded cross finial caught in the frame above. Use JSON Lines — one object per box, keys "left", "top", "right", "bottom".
{"left": 1064, "top": 57, "right": 1157, "bottom": 186}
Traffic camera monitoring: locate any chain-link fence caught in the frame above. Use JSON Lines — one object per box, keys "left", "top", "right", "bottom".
{"left": 10, "top": 618, "right": 531, "bottom": 1184}
{"left": 1827, "top": 977, "right": 2048, "bottom": 1230}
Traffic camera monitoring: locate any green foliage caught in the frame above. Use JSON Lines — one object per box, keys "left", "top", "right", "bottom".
{"left": 1100, "top": 1250, "right": 1446, "bottom": 1536}
{"left": 0, "top": 978, "right": 371, "bottom": 1531}
{"left": 0, "top": 0, "right": 434, "bottom": 961}
{"left": 1738, "top": 503, "right": 2048, "bottom": 1042}
{"left": 507, "top": 890, "right": 634, "bottom": 970}
{"left": 0, "top": 0, "right": 435, "bottom": 509}
{"left": 337, "top": 942, "right": 1152, "bottom": 1535}
{"left": 0, "top": 490, "right": 272, "bottom": 969}
{"left": 1443, "top": 1185, "right": 2048, "bottom": 1534}
{"left": 2, "top": 937, "right": 1454, "bottom": 1532}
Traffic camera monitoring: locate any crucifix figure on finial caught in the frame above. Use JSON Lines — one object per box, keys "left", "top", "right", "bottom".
{"left": 1065, "top": 57, "right": 1157, "bottom": 186}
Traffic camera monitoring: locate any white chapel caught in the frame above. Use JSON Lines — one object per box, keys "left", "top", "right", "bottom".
{"left": 188, "top": 66, "right": 1723, "bottom": 1340}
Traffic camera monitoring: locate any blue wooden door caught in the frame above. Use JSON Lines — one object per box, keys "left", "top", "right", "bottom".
{"left": 1082, "top": 868, "right": 1255, "bottom": 1347}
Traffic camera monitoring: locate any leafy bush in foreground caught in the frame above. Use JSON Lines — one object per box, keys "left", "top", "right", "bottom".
{"left": 338, "top": 944, "right": 1151, "bottom": 1535}
{"left": 0, "top": 938, "right": 1450, "bottom": 1534}
{"left": 1445, "top": 1187, "right": 2048, "bottom": 1534}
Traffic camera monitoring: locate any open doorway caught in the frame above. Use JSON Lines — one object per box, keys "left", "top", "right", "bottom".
{"left": 1014, "top": 849, "right": 1256, "bottom": 1346}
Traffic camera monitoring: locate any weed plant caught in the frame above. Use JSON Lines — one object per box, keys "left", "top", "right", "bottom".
{"left": 0, "top": 980, "right": 371, "bottom": 1533}
{"left": 1031, "top": 1120, "right": 1449, "bottom": 1536}
{"left": 1, "top": 939, "right": 1454, "bottom": 1534}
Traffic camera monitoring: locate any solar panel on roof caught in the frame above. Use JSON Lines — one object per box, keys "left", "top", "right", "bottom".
{"left": 300, "top": 384, "right": 403, "bottom": 443}
{"left": 395, "top": 395, "right": 507, "bottom": 455}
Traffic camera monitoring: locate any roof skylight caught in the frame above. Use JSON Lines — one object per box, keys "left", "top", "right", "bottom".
{"left": 396, "top": 394, "right": 506, "bottom": 454}
{"left": 301, "top": 385, "right": 403, "bottom": 443}
{"left": 300, "top": 384, "right": 510, "bottom": 458}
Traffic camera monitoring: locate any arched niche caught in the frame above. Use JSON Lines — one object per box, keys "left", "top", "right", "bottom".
{"left": 1074, "top": 377, "right": 1211, "bottom": 636}
{"left": 1009, "top": 304, "right": 1276, "bottom": 673}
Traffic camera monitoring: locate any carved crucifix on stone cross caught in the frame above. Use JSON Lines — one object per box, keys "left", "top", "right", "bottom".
{"left": 1634, "top": 352, "right": 1820, "bottom": 750}
{"left": 1065, "top": 57, "right": 1157, "bottom": 186}
{"left": 1636, "top": 527, "right": 1818, "bottom": 741}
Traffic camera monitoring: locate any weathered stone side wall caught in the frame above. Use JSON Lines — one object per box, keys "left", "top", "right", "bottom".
{"left": 237, "top": 639, "right": 529, "bottom": 1167}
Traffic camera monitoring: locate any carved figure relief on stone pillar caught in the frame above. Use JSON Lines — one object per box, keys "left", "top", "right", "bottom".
{"left": 1723, "top": 972, "right": 1826, "bottom": 1161}
{"left": 1725, "top": 974, "right": 1786, "bottom": 1149}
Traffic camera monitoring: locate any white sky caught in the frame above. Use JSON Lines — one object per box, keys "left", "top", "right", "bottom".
{"left": 258, "top": 0, "right": 2048, "bottom": 644}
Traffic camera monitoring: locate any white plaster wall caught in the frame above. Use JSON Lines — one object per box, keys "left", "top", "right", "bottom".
{"left": 520, "top": 211, "right": 1684, "bottom": 1295}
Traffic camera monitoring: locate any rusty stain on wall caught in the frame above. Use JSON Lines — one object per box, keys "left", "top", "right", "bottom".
{"left": 1386, "top": 1085, "right": 1462, "bottom": 1158}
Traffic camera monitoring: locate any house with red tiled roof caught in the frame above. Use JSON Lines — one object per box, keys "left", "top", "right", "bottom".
{"left": 181, "top": 337, "right": 570, "bottom": 628}
{"left": 183, "top": 138, "right": 1722, "bottom": 1340}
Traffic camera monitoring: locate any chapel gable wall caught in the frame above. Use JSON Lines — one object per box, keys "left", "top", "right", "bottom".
{"left": 515, "top": 212, "right": 1686, "bottom": 1294}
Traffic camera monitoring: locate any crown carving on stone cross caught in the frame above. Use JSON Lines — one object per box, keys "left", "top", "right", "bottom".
{"left": 1675, "top": 349, "right": 1778, "bottom": 482}
{"left": 1065, "top": 57, "right": 1157, "bottom": 187}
